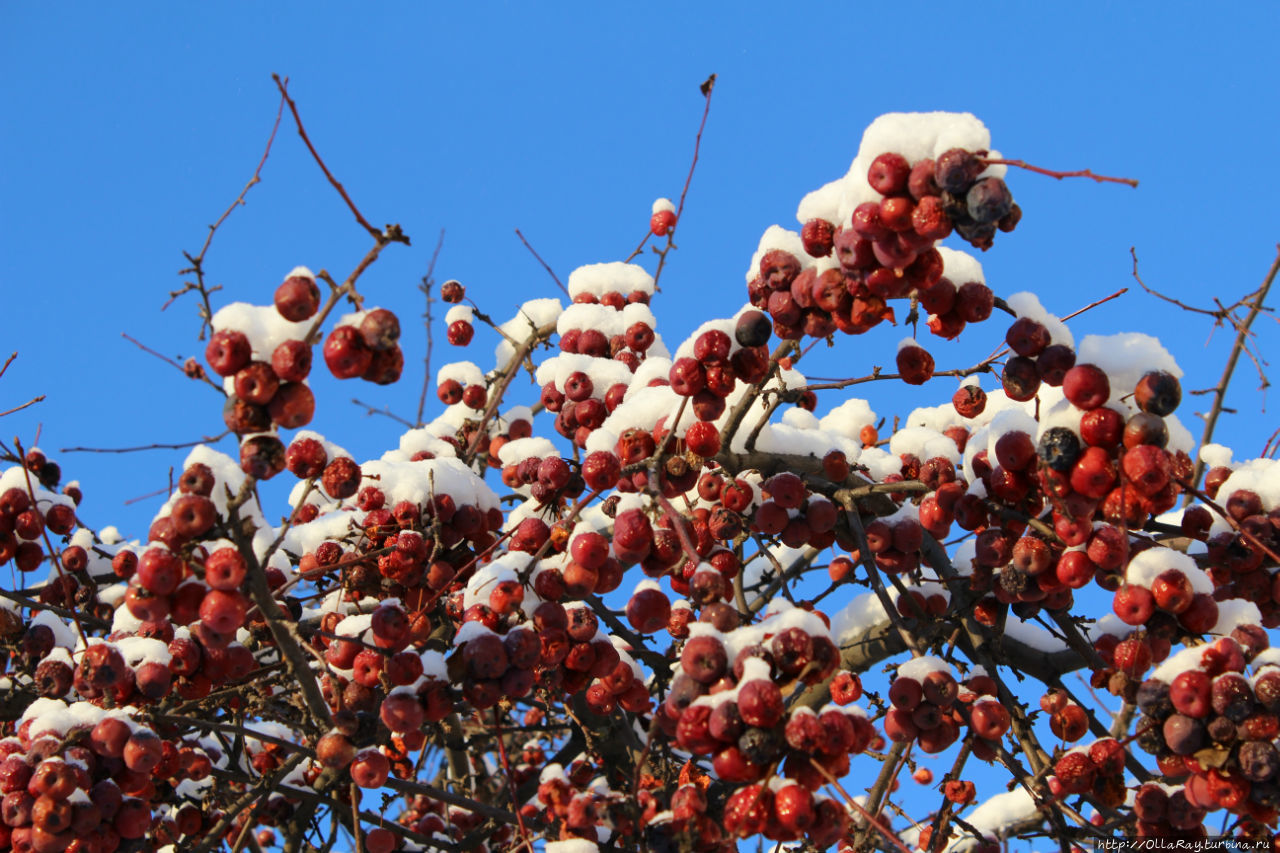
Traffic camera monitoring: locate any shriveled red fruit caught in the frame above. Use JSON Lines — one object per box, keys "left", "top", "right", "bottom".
{"left": 1000, "top": 356, "right": 1041, "bottom": 401}
{"left": 268, "top": 383, "right": 315, "bottom": 429}
{"left": 233, "top": 361, "right": 280, "bottom": 405}
{"left": 737, "top": 679, "right": 783, "bottom": 728}
{"left": 897, "top": 342, "right": 934, "bottom": 385}
{"left": 321, "top": 457, "right": 362, "bottom": 500}
{"left": 359, "top": 308, "right": 400, "bottom": 351}
{"left": 1151, "top": 569, "right": 1193, "bottom": 614}
{"left": 205, "top": 329, "right": 251, "bottom": 377}
{"left": 271, "top": 339, "right": 312, "bottom": 382}
{"left": 801, "top": 218, "right": 835, "bottom": 257}
{"left": 681, "top": 636, "right": 727, "bottom": 684}
{"left": 446, "top": 320, "right": 474, "bottom": 346}
{"left": 969, "top": 699, "right": 1011, "bottom": 740}
{"left": 274, "top": 273, "right": 321, "bottom": 321}
{"left": 952, "top": 384, "right": 986, "bottom": 418}
{"left": 1053, "top": 751, "right": 1096, "bottom": 795}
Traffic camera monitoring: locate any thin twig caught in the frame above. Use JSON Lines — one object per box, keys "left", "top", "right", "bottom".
{"left": 514, "top": 229, "right": 568, "bottom": 296}
{"left": 0, "top": 397, "right": 43, "bottom": 418}
{"left": 121, "top": 333, "right": 225, "bottom": 393}
{"left": 273, "top": 74, "right": 408, "bottom": 246}
{"left": 62, "top": 430, "right": 230, "bottom": 454}
{"left": 351, "top": 398, "right": 414, "bottom": 427}
{"left": 1190, "top": 244, "right": 1280, "bottom": 491}
{"left": 982, "top": 157, "right": 1138, "bottom": 188}
{"left": 649, "top": 74, "right": 716, "bottom": 292}
{"left": 169, "top": 86, "right": 287, "bottom": 335}
{"left": 416, "top": 229, "right": 445, "bottom": 426}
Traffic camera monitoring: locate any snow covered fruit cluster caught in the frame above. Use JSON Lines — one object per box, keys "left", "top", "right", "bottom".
{"left": 0, "top": 108, "right": 1276, "bottom": 853}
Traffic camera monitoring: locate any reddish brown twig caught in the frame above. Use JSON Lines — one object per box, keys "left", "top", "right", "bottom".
{"left": 0, "top": 397, "right": 43, "bottom": 419}
{"left": 514, "top": 229, "right": 568, "bottom": 296}
{"left": 416, "top": 230, "right": 445, "bottom": 427}
{"left": 1262, "top": 424, "right": 1280, "bottom": 458}
{"left": 172, "top": 88, "right": 286, "bottom": 336}
{"left": 982, "top": 157, "right": 1138, "bottom": 188}
{"left": 62, "top": 430, "right": 231, "bottom": 454}
{"left": 809, "top": 757, "right": 914, "bottom": 853}
{"left": 121, "top": 333, "right": 225, "bottom": 394}
{"left": 0, "top": 352, "right": 16, "bottom": 380}
{"left": 1059, "top": 286, "right": 1129, "bottom": 322}
{"left": 273, "top": 74, "right": 408, "bottom": 246}
{"left": 351, "top": 398, "right": 414, "bottom": 427}
{"left": 650, "top": 74, "right": 716, "bottom": 291}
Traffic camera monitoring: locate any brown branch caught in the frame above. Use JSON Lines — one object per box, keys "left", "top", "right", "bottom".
{"left": 273, "top": 74, "right": 408, "bottom": 246}
{"left": 0, "top": 396, "right": 43, "bottom": 418}
{"left": 982, "top": 158, "right": 1138, "bottom": 188}
{"left": 225, "top": 478, "right": 333, "bottom": 732}
{"left": 121, "top": 332, "right": 225, "bottom": 393}
{"left": 1190, "top": 244, "right": 1280, "bottom": 491}
{"left": 514, "top": 229, "right": 568, "bottom": 296}
{"left": 62, "top": 430, "right": 230, "bottom": 454}
{"left": 1059, "top": 286, "right": 1129, "bottom": 322}
{"left": 192, "top": 752, "right": 310, "bottom": 853}
{"left": 461, "top": 321, "right": 558, "bottom": 464}
{"left": 0, "top": 352, "right": 16, "bottom": 380}
{"left": 169, "top": 86, "right": 287, "bottom": 338}
{"left": 351, "top": 398, "right": 415, "bottom": 427}
{"left": 416, "top": 230, "right": 445, "bottom": 427}
{"left": 649, "top": 74, "right": 715, "bottom": 292}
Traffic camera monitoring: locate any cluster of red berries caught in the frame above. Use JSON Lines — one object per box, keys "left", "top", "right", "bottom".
{"left": 1123, "top": 633, "right": 1280, "bottom": 837}
{"left": 400, "top": 788, "right": 506, "bottom": 851}
{"left": 750, "top": 148, "right": 1011, "bottom": 343}
{"left": 207, "top": 269, "right": 403, "bottom": 480}
{"left": 1199, "top": 475, "right": 1280, "bottom": 628}
{"left": 883, "top": 661, "right": 1010, "bottom": 758}
{"left": 0, "top": 478, "right": 77, "bottom": 576}
{"left": 641, "top": 612, "right": 858, "bottom": 848}
{"left": 0, "top": 707, "right": 216, "bottom": 850}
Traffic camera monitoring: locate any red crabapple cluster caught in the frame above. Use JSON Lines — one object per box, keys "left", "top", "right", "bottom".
{"left": 2, "top": 109, "right": 1278, "bottom": 853}
{"left": 207, "top": 267, "right": 405, "bottom": 480}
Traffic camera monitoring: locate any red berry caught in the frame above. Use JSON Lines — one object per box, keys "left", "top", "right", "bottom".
{"left": 274, "top": 274, "right": 321, "bottom": 321}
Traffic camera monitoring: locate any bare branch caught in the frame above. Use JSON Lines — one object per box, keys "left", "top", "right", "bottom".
{"left": 1189, "top": 244, "right": 1280, "bottom": 491}
{"left": 982, "top": 157, "right": 1139, "bottom": 188}
{"left": 273, "top": 73, "right": 409, "bottom": 246}
{"left": 416, "top": 229, "right": 445, "bottom": 427}
{"left": 514, "top": 228, "right": 569, "bottom": 296}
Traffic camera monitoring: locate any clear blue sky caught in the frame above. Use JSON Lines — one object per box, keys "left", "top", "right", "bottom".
{"left": 3, "top": 3, "right": 1276, "bottom": 535}
{"left": 2, "top": 3, "right": 1278, "bottom": 844}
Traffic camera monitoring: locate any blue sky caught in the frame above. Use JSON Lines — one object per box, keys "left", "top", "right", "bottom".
{"left": 4, "top": 4, "right": 1277, "bottom": 536}
{"left": 2, "top": 3, "right": 1278, "bottom": 845}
